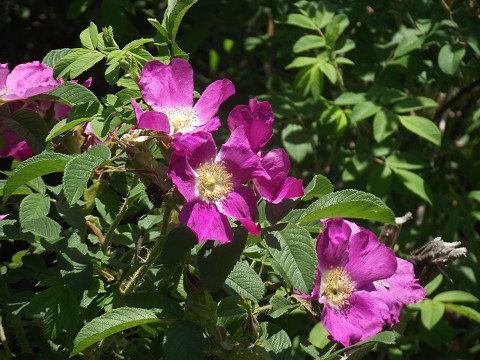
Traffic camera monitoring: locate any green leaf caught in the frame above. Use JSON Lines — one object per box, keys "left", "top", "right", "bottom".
{"left": 294, "top": 64, "right": 323, "bottom": 99}
{"left": 63, "top": 145, "right": 110, "bottom": 205}
{"left": 286, "top": 57, "right": 320, "bottom": 69}
{"left": 420, "top": 299, "right": 445, "bottom": 330}
{"left": 225, "top": 261, "right": 265, "bottom": 302}
{"left": 393, "top": 31, "right": 423, "bottom": 58}
{"left": 300, "top": 189, "right": 395, "bottom": 224}
{"left": 80, "top": 22, "right": 99, "bottom": 50}
{"left": 393, "top": 96, "right": 437, "bottom": 113}
{"left": 316, "top": 60, "right": 337, "bottom": 84}
{"left": 385, "top": 153, "right": 428, "bottom": 170}
{"left": 198, "top": 229, "right": 247, "bottom": 291}
{"left": 399, "top": 115, "right": 441, "bottom": 146}
{"left": 438, "top": 43, "right": 465, "bottom": 75}
{"left": 122, "top": 38, "right": 154, "bottom": 51}
{"left": 19, "top": 194, "right": 50, "bottom": 226}
{"left": 46, "top": 101, "right": 103, "bottom": 140}
{"left": 444, "top": 304, "right": 480, "bottom": 323}
{"left": 350, "top": 101, "right": 381, "bottom": 123}
{"left": 42, "top": 48, "right": 72, "bottom": 68}
{"left": 303, "top": 175, "right": 334, "bottom": 201}
{"left": 0, "top": 109, "right": 48, "bottom": 154}
{"left": 69, "top": 51, "right": 105, "bottom": 79}
{"left": 45, "top": 82, "right": 100, "bottom": 106}
{"left": 281, "top": 124, "right": 314, "bottom": 163}
{"left": 373, "top": 110, "right": 399, "bottom": 143}
{"left": 433, "top": 291, "right": 479, "bottom": 303}
{"left": 293, "top": 35, "right": 325, "bottom": 53}
{"left": 53, "top": 48, "right": 91, "bottom": 78}
{"left": 22, "top": 217, "right": 62, "bottom": 241}
{"left": 284, "top": 13, "right": 318, "bottom": 30}
{"left": 308, "top": 322, "right": 330, "bottom": 349}
{"left": 165, "top": 0, "right": 198, "bottom": 42}
{"left": 148, "top": 18, "right": 171, "bottom": 42}
{"left": 260, "top": 322, "right": 292, "bottom": 358}
{"left": 160, "top": 225, "right": 197, "bottom": 268}
{"left": 71, "top": 307, "right": 159, "bottom": 357}
{"left": 163, "top": 320, "right": 206, "bottom": 360}
{"left": 26, "top": 285, "right": 65, "bottom": 316}
{"left": 334, "top": 92, "right": 366, "bottom": 105}
{"left": 424, "top": 274, "right": 443, "bottom": 296}
{"left": 392, "top": 168, "right": 433, "bottom": 205}
{"left": 3, "top": 153, "right": 71, "bottom": 201}
{"left": 267, "top": 223, "right": 317, "bottom": 294}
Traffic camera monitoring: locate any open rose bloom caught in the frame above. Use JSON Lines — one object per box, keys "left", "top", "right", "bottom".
{"left": 132, "top": 58, "right": 234, "bottom": 136}
{"left": 168, "top": 127, "right": 269, "bottom": 243}
{"left": 306, "top": 218, "right": 425, "bottom": 347}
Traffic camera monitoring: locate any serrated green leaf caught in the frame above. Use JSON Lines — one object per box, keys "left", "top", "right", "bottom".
{"left": 63, "top": 146, "right": 110, "bottom": 205}
{"left": 160, "top": 225, "right": 197, "bottom": 268}
{"left": 80, "top": 23, "right": 99, "bottom": 50}
{"left": 22, "top": 217, "right": 62, "bottom": 241}
{"left": 438, "top": 43, "right": 465, "bottom": 75}
{"left": 399, "top": 115, "right": 441, "bottom": 146}
{"left": 284, "top": 13, "right": 318, "bottom": 30}
{"left": 303, "top": 175, "right": 334, "bottom": 201}
{"left": 444, "top": 304, "right": 480, "bottom": 323}
{"left": 0, "top": 180, "right": 32, "bottom": 197}
{"left": 19, "top": 194, "right": 50, "bottom": 226}
{"left": 350, "top": 101, "right": 381, "bottom": 123}
{"left": 26, "top": 285, "right": 65, "bottom": 316}
{"left": 69, "top": 51, "right": 104, "bottom": 79}
{"left": 122, "top": 38, "right": 154, "bottom": 51}
{"left": 148, "top": 18, "right": 171, "bottom": 41}
{"left": 286, "top": 56, "right": 320, "bottom": 69}
{"left": 334, "top": 92, "right": 366, "bottom": 105}
{"left": 385, "top": 153, "right": 428, "bottom": 170}
{"left": 300, "top": 189, "right": 395, "bottom": 224}
{"left": 317, "top": 59, "right": 337, "bottom": 84}
{"left": 46, "top": 101, "right": 103, "bottom": 140}
{"left": 165, "top": 0, "right": 198, "bottom": 42}
{"left": 53, "top": 48, "right": 91, "bottom": 78}
{"left": 308, "top": 322, "right": 330, "bottom": 349}
{"left": 434, "top": 291, "right": 479, "bottom": 303}
{"left": 393, "top": 31, "right": 423, "bottom": 58}
{"left": 3, "top": 153, "right": 71, "bottom": 201}
{"left": 420, "top": 299, "right": 445, "bottom": 330}
{"left": 373, "top": 110, "right": 399, "bottom": 143}
{"left": 293, "top": 35, "right": 325, "bottom": 53}
{"left": 260, "top": 322, "right": 292, "bottom": 358}
{"left": 71, "top": 307, "right": 159, "bottom": 357}
{"left": 392, "top": 168, "right": 433, "bottom": 205}
{"left": 225, "top": 261, "right": 265, "bottom": 302}
{"left": 42, "top": 48, "right": 72, "bottom": 68}
{"left": 45, "top": 82, "right": 100, "bottom": 106}
{"left": 267, "top": 223, "right": 317, "bottom": 294}
{"left": 294, "top": 64, "right": 324, "bottom": 99}
{"left": 163, "top": 320, "right": 206, "bottom": 360}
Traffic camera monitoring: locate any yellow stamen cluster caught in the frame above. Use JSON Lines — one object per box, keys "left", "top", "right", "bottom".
{"left": 161, "top": 107, "right": 198, "bottom": 133}
{"left": 196, "top": 161, "right": 233, "bottom": 203}
{"left": 323, "top": 267, "right": 356, "bottom": 310}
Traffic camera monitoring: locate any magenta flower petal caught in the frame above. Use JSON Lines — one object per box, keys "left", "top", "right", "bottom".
{"left": 139, "top": 59, "right": 193, "bottom": 110}
{"left": 193, "top": 79, "right": 235, "bottom": 125}
{"left": 316, "top": 218, "right": 354, "bottom": 270}
{"left": 0, "top": 125, "right": 34, "bottom": 161}
{"left": 131, "top": 98, "right": 170, "bottom": 132}
{"left": 375, "top": 258, "right": 426, "bottom": 326}
{"left": 254, "top": 149, "right": 304, "bottom": 203}
{"left": 0, "top": 214, "right": 8, "bottom": 221}
{"left": 179, "top": 201, "right": 232, "bottom": 243}
{"left": 345, "top": 229, "right": 397, "bottom": 284}
{"left": 218, "top": 186, "right": 259, "bottom": 235}
{"left": 227, "top": 98, "right": 274, "bottom": 153}
{"left": 168, "top": 151, "right": 199, "bottom": 203}
{"left": 321, "top": 291, "right": 390, "bottom": 347}
{"left": 0, "top": 64, "right": 8, "bottom": 90}
{"left": 171, "top": 132, "right": 217, "bottom": 170}
{"left": 1, "top": 61, "right": 62, "bottom": 101}
{"left": 216, "top": 126, "right": 268, "bottom": 185}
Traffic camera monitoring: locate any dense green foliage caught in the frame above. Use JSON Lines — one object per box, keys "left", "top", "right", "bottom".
{"left": 1, "top": 0, "right": 479, "bottom": 359}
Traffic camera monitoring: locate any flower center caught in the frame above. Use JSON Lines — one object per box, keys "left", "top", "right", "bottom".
{"left": 161, "top": 107, "right": 198, "bottom": 133}
{"left": 196, "top": 161, "right": 233, "bottom": 203}
{"left": 322, "top": 267, "right": 355, "bottom": 310}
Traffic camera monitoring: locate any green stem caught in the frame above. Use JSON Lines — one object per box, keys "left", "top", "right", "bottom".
{"left": 0, "top": 316, "right": 12, "bottom": 356}
{"left": 11, "top": 315, "right": 32, "bottom": 354}
{"left": 101, "top": 176, "right": 138, "bottom": 254}
{"left": 122, "top": 205, "right": 173, "bottom": 296}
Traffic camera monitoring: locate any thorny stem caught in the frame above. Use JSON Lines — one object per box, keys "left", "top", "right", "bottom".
{"left": 11, "top": 315, "right": 32, "bottom": 354}
{"left": 101, "top": 176, "right": 139, "bottom": 254}
{"left": 121, "top": 205, "right": 173, "bottom": 296}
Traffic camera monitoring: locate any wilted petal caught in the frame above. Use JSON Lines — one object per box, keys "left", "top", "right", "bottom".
{"left": 179, "top": 201, "right": 232, "bottom": 243}
{"left": 321, "top": 291, "right": 390, "bottom": 347}
{"left": 139, "top": 59, "right": 193, "bottom": 110}
{"left": 227, "top": 98, "right": 274, "bottom": 153}
{"left": 218, "top": 186, "right": 259, "bottom": 235}
{"left": 3, "top": 61, "right": 62, "bottom": 101}
{"left": 375, "top": 258, "right": 426, "bottom": 326}
{"left": 216, "top": 126, "right": 268, "bottom": 185}
{"left": 345, "top": 229, "right": 397, "bottom": 285}
{"left": 171, "top": 132, "right": 217, "bottom": 170}
{"left": 194, "top": 78, "right": 234, "bottom": 125}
